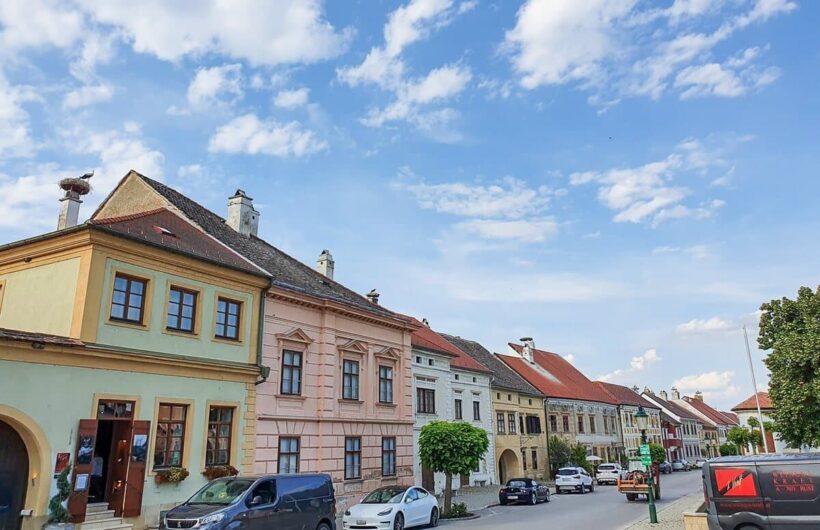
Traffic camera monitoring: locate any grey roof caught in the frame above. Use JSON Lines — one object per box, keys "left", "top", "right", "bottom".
{"left": 441, "top": 334, "right": 544, "bottom": 397}
{"left": 137, "top": 173, "right": 402, "bottom": 320}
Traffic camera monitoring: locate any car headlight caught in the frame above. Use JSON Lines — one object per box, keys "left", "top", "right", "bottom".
{"left": 198, "top": 512, "right": 225, "bottom": 526}
{"left": 344, "top": 510, "right": 351, "bottom": 516}
{"left": 377, "top": 507, "right": 393, "bottom": 516}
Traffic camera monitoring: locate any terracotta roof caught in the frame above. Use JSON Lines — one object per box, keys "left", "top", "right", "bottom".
{"left": 0, "top": 328, "right": 84, "bottom": 346}
{"left": 683, "top": 396, "right": 738, "bottom": 426}
{"left": 129, "top": 172, "right": 403, "bottom": 320}
{"left": 596, "top": 381, "right": 660, "bottom": 410}
{"left": 720, "top": 411, "right": 740, "bottom": 425}
{"left": 642, "top": 393, "right": 699, "bottom": 421}
{"left": 92, "top": 208, "right": 266, "bottom": 276}
{"left": 409, "top": 319, "right": 491, "bottom": 374}
{"left": 732, "top": 392, "right": 773, "bottom": 411}
{"left": 499, "top": 343, "right": 615, "bottom": 404}
{"left": 441, "top": 334, "right": 543, "bottom": 396}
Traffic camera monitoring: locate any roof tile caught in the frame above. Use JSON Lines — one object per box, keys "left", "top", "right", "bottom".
{"left": 732, "top": 391, "right": 773, "bottom": 411}
{"left": 596, "top": 381, "right": 660, "bottom": 409}
{"left": 409, "top": 319, "right": 491, "bottom": 374}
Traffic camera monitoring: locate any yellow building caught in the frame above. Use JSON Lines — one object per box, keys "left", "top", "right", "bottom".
{"left": 442, "top": 335, "right": 548, "bottom": 483}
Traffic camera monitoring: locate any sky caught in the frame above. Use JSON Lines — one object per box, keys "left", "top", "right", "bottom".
{"left": 1, "top": 0, "right": 818, "bottom": 409}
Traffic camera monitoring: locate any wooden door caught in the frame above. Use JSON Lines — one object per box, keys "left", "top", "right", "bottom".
{"left": 68, "top": 420, "right": 99, "bottom": 522}
{"left": 0, "top": 420, "right": 29, "bottom": 530}
{"left": 108, "top": 422, "right": 132, "bottom": 516}
{"left": 122, "top": 421, "right": 150, "bottom": 517}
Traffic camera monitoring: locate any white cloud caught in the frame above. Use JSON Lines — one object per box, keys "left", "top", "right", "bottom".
{"left": 62, "top": 83, "right": 114, "bottom": 109}
{"left": 456, "top": 218, "right": 558, "bottom": 243}
{"left": 0, "top": 73, "right": 38, "bottom": 157}
{"left": 673, "top": 370, "right": 740, "bottom": 401}
{"left": 0, "top": 0, "right": 84, "bottom": 52}
{"left": 187, "top": 64, "right": 243, "bottom": 109}
{"left": 81, "top": 0, "right": 352, "bottom": 66}
{"left": 69, "top": 31, "right": 118, "bottom": 79}
{"left": 208, "top": 113, "right": 327, "bottom": 157}
{"left": 676, "top": 316, "right": 734, "bottom": 334}
{"left": 652, "top": 244, "right": 711, "bottom": 259}
{"left": 273, "top": 88, "right": 310, "bottom": 109}
{"left": 0, "top": 164, "right": 68, "bottom": 231}
{"left": 177, "top": 164, "right": 203, "bottom": 178}
{"left": 562, "top": 353, "right": 576, "bottom": 364}
{"left": 598, "top": 348, "right": 661, "bottom": 383}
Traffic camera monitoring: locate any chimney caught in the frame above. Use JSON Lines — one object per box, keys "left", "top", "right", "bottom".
{"left": 643, "top": 386, "right": 653, "bottom": 395}
{"left": 366, "top": 289, "right": 380, "bottom": 305}
{"left": 632, "top": 386, "right": 640, "bottom": 393}
{"left": 316, "top": 250, "right": 334, "bottom": 280}
{"left": 422, "top": 318, "right": 430, "bottom": 328}
{"left": 671, "top": 387, "right": 680, "bottom": 400}
{"left": 57, "top": 172, "right": 92, "bottom": 229}
{"left": 659, "top": 390, "right": 668, "bottom": 401}
{"left": 694, "top": 391, "right": 703, "bottom": 402}
{"left": 227, "top": 189, "right": 260, "bottom": 237}
{"left": 520, "top": 337, "right": 535, "bottom": 363}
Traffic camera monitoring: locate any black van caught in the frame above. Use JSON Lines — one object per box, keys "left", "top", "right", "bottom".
{"left": 162, "top": 474, "right": 336, "bottom": 530}
{"left": 702, "top": 453, "right": 820, "bottom": 530}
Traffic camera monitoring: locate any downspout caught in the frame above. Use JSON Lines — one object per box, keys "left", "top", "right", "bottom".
{"left": 544, "top": 398, "right": 552, "bottom": 479}
{"left": 255, "top": 285, "right": 270, "bottom": 385}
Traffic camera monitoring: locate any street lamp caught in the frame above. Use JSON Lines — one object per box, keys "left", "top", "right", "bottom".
{"left": 635, "top": 406, "right": 658, "bottom": 524}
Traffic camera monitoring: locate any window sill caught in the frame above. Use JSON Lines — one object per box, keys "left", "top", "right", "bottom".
{"left": 106, "top": 318, "right": 148, "bottom": 331}
{"left": 213, "top": 336, "right": 243, "bottom": 346}
{"left": 163, "top": 328, "right": 199, "bottom": 339}
{"left": 344, "top": 478, "right": 363, "bottom": 484}
{"left": 338, "top": 399, "right": 363, "bottom": 404}
{"left": 376, "top": 402, "right": 397, "bottom": 408}
{"left": 277, "top": 394, "right": 307, "bottom": 401}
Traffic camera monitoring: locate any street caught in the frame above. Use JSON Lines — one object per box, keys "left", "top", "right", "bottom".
{"left": 443, "top": 470, "right": 703, "bottom": 530}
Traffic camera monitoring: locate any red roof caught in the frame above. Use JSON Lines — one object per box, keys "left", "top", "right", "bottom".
{"left": 596, "top": 381, "right": 660, "bottom": 409}
{"left": 642, "top": 393, "right": 700, "bottom": 421}
{"left": 92, "top": 208, "right": 265, "bottom": 276}
{"left": 499, "top": 343, "right": 615, "bottom": 404}
{"left": 732, "top": 392, "right": 773, "bottom": 411}
{"left": 409, "top": 318, "right": 491, "bottom": 374}
{"left": 683, "top": 396, "right": 738, "bottom": 426}
{"left": 720, "top": 411, "right": 740, "bottom": 425}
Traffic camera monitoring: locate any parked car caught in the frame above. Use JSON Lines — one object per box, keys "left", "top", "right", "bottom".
{"left": 343, "top": 486, "right": 438, "bottom": 530}
{"left": 703, "top": 453, "right": 820, "bottom": 529}
{"left": 659, "top": 461, "right": 673, "bottom": 474}
{"left": 499, "top": 478, "right": 551, "bottom": 505}
{"left": 672, "top": 459, "right": 691, "bottom": 471}
{"left": 694, "top": 458, "right": 707, "bottom": 469}
{"left": 595, "top": 463, "right": 627, "bottom": 485}
{"left": 555, "top": 466, "right": 594, "bottom": 494}
{"left": 162, "top": 474, "right": 335, "bottom": 530}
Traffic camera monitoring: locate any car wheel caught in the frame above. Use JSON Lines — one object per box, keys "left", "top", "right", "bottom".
{"left": 545, "top": 491, "right": 550, "bottom": 503}
{"left": 428, "top": 507, "right": 439, "bottom": 528}
{"left": 590, "top": 482, "right": 594, "bottom": 493}
{"left": 530, "top": 493, "right": 537, "bottom": 505}
{"left": 316, "top": 523, "right": 331, "bottom": 530}
{"left": 579, "top": 485, "right": 585, "bottom": 494}
{"left": 393, "top": 513, "right": 404, "bottom": 530}
{"left": 500, "top": 499, "right": 508, "bottom": 505}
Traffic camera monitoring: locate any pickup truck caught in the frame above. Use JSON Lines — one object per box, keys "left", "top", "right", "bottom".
{"left": 596, "top": 463, "right": 627, "bottom": 485}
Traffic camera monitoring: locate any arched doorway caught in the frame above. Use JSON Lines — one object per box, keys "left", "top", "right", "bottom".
{"left": 497, "top": 449, "right": 520, "bottom": 485}
{"left": 0, "top": 419, "right": 29, "bottom": 530}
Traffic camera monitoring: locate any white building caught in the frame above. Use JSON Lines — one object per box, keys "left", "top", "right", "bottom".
{"left": 597, "top": 382, "right": 663, "bottom": 458}
{"left": 410, "top": 318, "right": 496, "bottom": 493}
{"left": 642, "top": 389, "right": 703, "bottom": 460}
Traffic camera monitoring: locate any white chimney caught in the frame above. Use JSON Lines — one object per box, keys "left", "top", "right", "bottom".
{"left": 671, "top": 387, "right": 680, "bottom": 400}
{"left": 57, "top": 172, "right": 92, "bottom": 230}
{"left": 366, "top": 289, "right": 380, "bottom": 305}
{"left": 316, "top": 250, "right": 334, "bottom": 280}
{"left": 659, "top": 390, "right": 668, "bottom": 401}
{"left": 227, "top": 189, "right": 260, "bottom": 237}
{"left": 520, "top": 337, "right": 535, "bottom": 363}
{"left": 694, "top": 391, "right": 703, "bottom": 402}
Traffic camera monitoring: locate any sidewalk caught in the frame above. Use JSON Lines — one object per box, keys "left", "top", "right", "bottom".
{"left": 622, "top": 492, "right": 704, "bottom": 530}
{"left": 445, "top": 485, "right": 500, "bottom": 512}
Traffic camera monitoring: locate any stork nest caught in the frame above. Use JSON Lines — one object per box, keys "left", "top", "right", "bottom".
{"left": 59, "top": 177, "right": 91, "bottom": 194}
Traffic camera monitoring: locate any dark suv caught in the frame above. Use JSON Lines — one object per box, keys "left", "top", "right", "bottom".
{"left": 162, "top": 474, "right": 336, "bottom": 530}
{"left": 703, "top": 453, "right": 820, "bottom": 530}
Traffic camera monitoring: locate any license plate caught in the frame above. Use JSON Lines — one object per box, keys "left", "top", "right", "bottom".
{"left": 507, "top": 495, "right": 518, "bottom": 500}
{"left": 357, "top": 521, "right": 366, "bottom": 525}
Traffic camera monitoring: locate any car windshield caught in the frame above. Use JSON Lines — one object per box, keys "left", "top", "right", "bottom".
{"left": 598, "top": 465, "right": 615, "bottom": 471}
{"left": 188, "top": 478, "right": 255, "bottom": 505}
{"left": 361, "top": 487, "right": 408, "bottom": 504}
{"left": 507, "top": 480, "right": 528, "bottom": 487}
{"left": 557, "top": 468, "right": 578, "bottom": 475}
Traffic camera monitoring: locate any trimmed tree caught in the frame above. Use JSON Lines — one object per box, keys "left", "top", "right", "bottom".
{"left": 720, "top": 443, "right": 739, "bottom": 456}
{"left": 649, "top": 443, "right": 665, "bottom": 464}
{"left": 570, "top": 445, "right": 592, "bottom": 474}
{"left": 759, "top": 285, "right": 820, "bottom": 448}
{"left": 548, "top": 436, "right": 572, "bottom": 477}
{"left": 727, "top": 426, "right": 750, "bottom": 454}
{"left": 418, "top": 421, "right": 489, "bottom": 514}
{"left": 47, "top": 466, "right": 72, "bottom": 525}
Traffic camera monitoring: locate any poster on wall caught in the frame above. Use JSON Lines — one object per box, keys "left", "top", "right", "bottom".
{"left": 75, "top": 474, "right": 89, "bottom": 491}
{"left": 131, "top": 434, "right": 148, "bottom": 463}
{"left": 54, "top": 453, "right": 70, "bottom": 475}
{"left": 77, "top": 435, "right": 95, "bottom": 465}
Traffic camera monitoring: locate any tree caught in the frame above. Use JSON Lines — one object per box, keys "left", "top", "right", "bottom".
{"left": 720, "top": 443, "right": 739, "bottom": 456}
{"left": 649, "top": 443, "right": 665, "bottom": 464}
{"left": 47, "top": 465, "right": 72, "bottom": 524}
{"left": 759, "top": 286, "right": 820, "bottom": 448}
{"left": 548, "top": 435, "right": 572, "bottom": 476}
{"left": 418, "top": 421, "right": 489, "bottom": 513}
{"left": 727, "top": 426, "right": 750, "bottom": 453}
{"left": 570, "top": 445, "right": 592, "bottom": 474}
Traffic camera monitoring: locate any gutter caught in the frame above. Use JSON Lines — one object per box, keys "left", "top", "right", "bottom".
{"left": 255, "top": 285, "right": 270, "bottom": 385}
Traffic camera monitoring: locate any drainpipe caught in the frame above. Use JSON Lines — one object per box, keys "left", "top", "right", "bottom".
{"left": 255, "top": 286, "right": 270, "bottom": 385}
{"left": 543, "top": 398, "right": 552, "bottom": 479}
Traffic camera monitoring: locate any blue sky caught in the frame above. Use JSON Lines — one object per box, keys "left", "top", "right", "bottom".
{"left": 1, "top": 0, "right": 818, "bottom": 408}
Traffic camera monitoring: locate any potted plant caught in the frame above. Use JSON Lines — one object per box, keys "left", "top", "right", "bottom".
{"left": 202, "top": 465, "right": 239, "bottom": 480}
{"left": 43, "top": 466, "right": 73, "bottom": 530}
{"left": 154, "top": 467, "right": 189, "bottom": 485}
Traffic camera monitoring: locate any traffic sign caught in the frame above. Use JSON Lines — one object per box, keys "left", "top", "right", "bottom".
{"left": 641, "top": 455, "right": 652, "bottom": 465}
{"left": 639, "top": 444, "right": 650, "bottom": 455}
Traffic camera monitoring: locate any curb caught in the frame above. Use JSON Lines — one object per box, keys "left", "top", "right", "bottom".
{"left": 439, "top": 513, "right": 481, "bottom": 525}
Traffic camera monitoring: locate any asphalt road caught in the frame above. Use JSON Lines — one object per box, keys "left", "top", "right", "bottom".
{"left": 441, "top": 470, "right": 703, "bottom": 530}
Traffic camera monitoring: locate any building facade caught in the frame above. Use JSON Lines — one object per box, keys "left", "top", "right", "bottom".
{"left": 596, "top": 382, "right": 662, "bottom": 460}
{"left": 642, "top": 389, "right": 703, "bottom": 460}
{"left": 676, "top": 393, "right": 737, "bottom": 458}
{"left": 443, "top": 335, "right": 548, "bottom": 484}
{"left": 1, "top": 175, "right": 269, "bottom": 530}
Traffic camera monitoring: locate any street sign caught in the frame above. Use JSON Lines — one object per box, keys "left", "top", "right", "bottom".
{"left": 641, "top": 455, "right": 652, "bottom": 465}
{"left": 639, "top": 444, "right": 650, "bottom": 455}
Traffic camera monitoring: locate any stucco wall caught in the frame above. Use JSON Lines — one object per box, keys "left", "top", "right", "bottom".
{"left": 492, "top": 390, "right": 548, "bottom": 482}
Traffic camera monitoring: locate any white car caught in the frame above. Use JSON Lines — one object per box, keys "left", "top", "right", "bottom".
{"left": 555, "top": 466, "right": 594, "bottom": 494}
{"left": 343, "top": 486, "right": 439, "bottom": 530}
{"left": 595, "top": 463, "right": 626, "bottom": 485}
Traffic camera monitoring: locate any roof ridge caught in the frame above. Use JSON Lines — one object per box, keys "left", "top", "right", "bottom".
{"left": 91, "top": 207, "right": 168, "bottom": 224}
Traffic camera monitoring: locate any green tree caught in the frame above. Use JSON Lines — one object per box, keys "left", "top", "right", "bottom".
{"left": 548, "top": 436, "right": 572, "bottom": 476}
{"left": 759, "top": 286, "right": 820, "bottom": 448}
{"left": 570, "top": 445, "right": 592, "bottom": 474}
{"left": 720, "top": 443, "right": 739, "bottom": 456}
{"left": 727, "top": 426, "right": 750, "bottom": 453}
{"left": 418, "top": 421, "right": 489, "bottom": 513}
{"left": 48, "top": 465, "right": 72, "bottom": 524}
{"left": 649, "top": 443, "right": 665, "bottom": 464}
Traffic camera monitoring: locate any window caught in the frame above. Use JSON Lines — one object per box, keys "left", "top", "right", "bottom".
{"left": 472, "top": 377, "right": 476, "bottom": 383}
{"left": 497, "top": 412, "right": 505, "bottom": 434}
{"left": 519, "top": 415, "right": 525, "bottom": 434}
{"left": 379, "top": 366, "right": 393, "bottom": 404}
{"left": 472, "top": 401, "right": 480, "bottom": 421}
{"left": 549, "top": 415, "right": 558, "bottom": 432}
{"left": 454, "top": 374, "right": 460, "bottom": 381}
{"left": 578, "top": 416, "right": 585, "bottom": 433}
{"left": 415, "top": 356, "right": 422, "bottom": 364}
{"left": 342, "top": 360, "right": 360, "bottom": 400}
{"left": 278, "top": 437, "right": 300, "bottom": 474}
{"left": 280, "top": 350, "right": 303, "bottom": 395}
{"left": 528, "top": 399, "right": 532, "bottom": 405}
{"left": 454, "top": 399, "right": 463, "bottom": 420}
{"left": 382, "top": 437, "right": 396, "bottom": 477}
{"left": 110, "top": 274, "right": 146, "bottom": 323}
{"left": 167, "top": 287, "right": 196, "bottom": 332}
{"left": 562, "top": 416, "right": 570, "bottom": 432}
{"left": 215, "top": 298, "right": 241, "bottom": 340}
{"left": 508, "top": 413, "right": 516, "bottom": 434}
{"left": 417, "top": 388, "right": 435, "bottom": 414}
{"left": 496, "top": 393, "right": 500, "bottom": 400}
{"left": 428, "top": 359, "right": 434, "bottom": 366}
{"left": 589, "top": 416, "right": 596, "bottom": 434}
{"left": 531, "top": 449, "right": 538, "bottom": 469}
{"left": 345, "top": 437, "right": 361, "bottom": 480}
{"left": 507, "top": 394, "right": 512, "bottom": 401}
{"left": 154, "top": 403, "right": 187, "bottom": 469}
{"left": 206, "top": 406, "right": 233, "bottom": 466}
{"left": 248, "top": 480, "right": 276, "bottom": 505}
{"left": 526, "top": 416, "right": 542, "bottom": 434}
{"left": 522, "top": 449, "right": 527, "bottom": 471}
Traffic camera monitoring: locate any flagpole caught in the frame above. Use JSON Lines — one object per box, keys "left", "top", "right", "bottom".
{"left": 743, "top": 325, "right": 769, "bottom": 453}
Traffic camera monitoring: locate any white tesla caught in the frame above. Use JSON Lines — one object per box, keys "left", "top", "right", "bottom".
{"left": 342, "top": 485, "right": 439, "bottom": 530}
